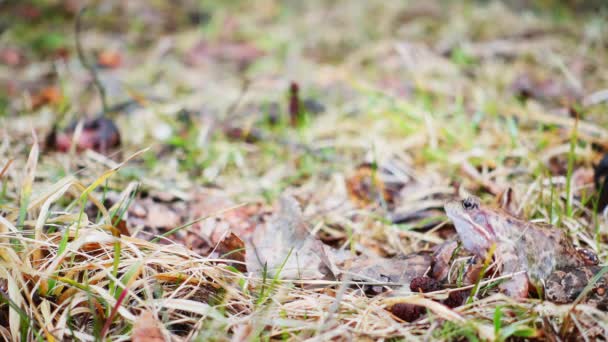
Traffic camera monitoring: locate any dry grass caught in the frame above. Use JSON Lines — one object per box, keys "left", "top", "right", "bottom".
{"left": 1, "top": 0, "right": 608, "bottom": 340}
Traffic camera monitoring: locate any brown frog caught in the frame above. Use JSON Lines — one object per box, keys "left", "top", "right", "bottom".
{"left": 444, "top": 196, "right": 598, "bottom": 298}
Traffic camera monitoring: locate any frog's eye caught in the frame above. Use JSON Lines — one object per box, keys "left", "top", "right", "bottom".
{"left": 462, "top": 197, "right": 479, "bottom": 210}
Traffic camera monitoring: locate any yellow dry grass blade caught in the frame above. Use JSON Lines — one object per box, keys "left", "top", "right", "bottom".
{"left": 17, "top": 137, "right": 39, "bottom": 248}
{"left": 79, "top": 148, "right": 148, "bottom": 205}
{"left": 31, "top": 181, "right": 74, "bottom": 267}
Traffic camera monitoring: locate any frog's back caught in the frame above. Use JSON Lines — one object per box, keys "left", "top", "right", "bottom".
{"left": 519, "top": 222, "right": 586, "bottom": 282}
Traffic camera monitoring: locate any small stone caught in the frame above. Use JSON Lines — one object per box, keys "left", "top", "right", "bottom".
{"left": 595, "top": 286, "right": 606, "bottom": 296}
{"left": 443, "top": 289, "right": 470, "bottom": 308}
{"left": 390, "top": 303, "right": 425, "bottom": 322}
{"left": 410, "top": 276, "right": 441, "bottom": 293}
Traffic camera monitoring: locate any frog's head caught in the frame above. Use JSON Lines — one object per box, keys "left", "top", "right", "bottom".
{"left": 444, "top": 196, "right": 497, "bottom": 256}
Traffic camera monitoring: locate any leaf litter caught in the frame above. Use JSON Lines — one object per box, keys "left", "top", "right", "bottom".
{"left": 245, "top": 195, "right": 334, "bottom": 281}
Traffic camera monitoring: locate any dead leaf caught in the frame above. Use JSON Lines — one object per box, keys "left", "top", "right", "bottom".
{"left": 31, "top": 86, "right": 62, "bottom": 110}
{"left": 216, "top": 232, "right": 246, "bottom": 272}
{"left": 346, "top": 164, "right": 395, "bottom": 208}
{"left": 15, "top": 4, "right": 41, "bottom": 20}
{"left": 512, "top": 73, "right": 581, "bottom": 105}
{"left": 98, "top": 50, "right": 122, "bottom": 69}
{"left": 345, "top": 253, "right": 432, "bottom": 295}
{"left": 189, "top": 190, "right": 266, "bottom": 245}
{"left": 53, "top": 47, "right": 71, "bottom": 61}
{"left": 245, "top": 195, "right": 333, "bottom": 280}
{"left": 185, "top": 40, "right": 264, "bottom": 69}
{"left": 132, "top": 311, "right": 167, "bottom": 342}
{"left": 129, "top": 197, "right": 185, "bottom": 234}
{"left": 46, "top": 117, "right": 121, "bottom": 154}
{"left": 223, "top": 125, "right": 264, "bottom": 143}
{"left": 111, "top": 218, "right": 130, "bottom": 237}
{"left": 431, "top": 240, "right": 486, "bottom": 287}
{"left": 431, "top": 240, "right": 458, "bottom": 281}
{"left": 0, "top": 48, "right": 24, "bottom": 67}
{"left": 547, "top": 155, "right": 568, "bottom": 176}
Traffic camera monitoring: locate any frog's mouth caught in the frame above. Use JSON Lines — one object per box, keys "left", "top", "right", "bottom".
{"left": 444, "top": 202, "right": 495, "bottom": 244}
{"left": 455, "top": 213, "right": 494, "bottom": 242}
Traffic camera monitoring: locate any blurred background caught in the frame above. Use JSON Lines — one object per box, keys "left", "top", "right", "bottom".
{"left": 1, "top": 0, "right": 607, "bottom": 198}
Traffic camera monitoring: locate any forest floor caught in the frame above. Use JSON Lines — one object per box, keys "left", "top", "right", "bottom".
{"left": 1, "top": 1, "right": 608, "bottom": 341}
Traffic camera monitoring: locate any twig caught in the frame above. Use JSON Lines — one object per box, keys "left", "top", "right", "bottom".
{"left": 0, "top": 158, "right": 12, "bottom": 178}
{"left": 289, "top": 81, "right": 301, "bottom": 126}
{"left": 75, "top": 6, "right": 109, "bottom": 113}
{"left": 225, "top": 77, "right": 250, "bottom": 118}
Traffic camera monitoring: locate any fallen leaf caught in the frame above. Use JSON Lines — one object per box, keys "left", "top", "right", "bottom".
{"left": 245, "top": 195, "right": 333, "bottom": 280}
{"left": 98, "top": 50, "right": 122, "bottom": 69}
{"left": 112, "top": 218, "right": 130, "bottom": 237}
{"left": 345, "top": 253, "right": 432, "bottom": 295}
{"left": 430, "top": 240, "right": 458, "bottom": 281}
{"left": 189, "top": 190, "right": 266, "bottom": 246}
{"left": 512, "top": 73, "right": 581, "bottom": 105}
{"left": 346, "top": 164, "right": 395, "bottom": 208}
{"left": 216, "top": 232, "right": 246, "bottom": 272}
{"left": 15, "top": 4, "right": 41, "bottom": 20}
{"left": 31, "top": 86, "right": 62, "bottom": 110}
{"left": 46, "top": 117, "right": 121, "bottom": 154}
{"left": 0, "top": 48, "right": 24, "bottom": 67}
{"left": 129, "top": 197, "right": 185, "bottom": 236}
{"left": 185, "top": 40, "right": 264, "bottom": 69}
{"left": 223, "top": 125, "right": 264, "bottom": 143}
{"left": 547, "top": 155, "right": 568, "bottom": 176}
{"left": 132, "top": 311, "right": 167, "bottom": 342}
{"left": 53, "top": 47, "right": 71, "bottom": 61}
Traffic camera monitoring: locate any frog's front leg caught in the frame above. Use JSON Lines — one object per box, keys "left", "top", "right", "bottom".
{"left": 498, "top": 250, "right": 529, "bottom": 298}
